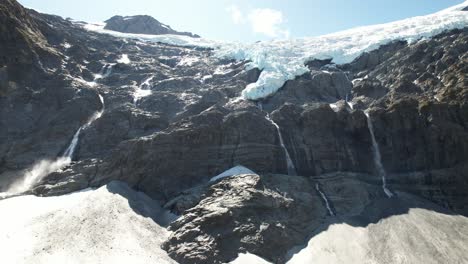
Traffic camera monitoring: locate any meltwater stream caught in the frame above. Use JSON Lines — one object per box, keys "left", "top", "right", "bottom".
{"left": 365, "top": 111, "right": 393, "bottom": 198}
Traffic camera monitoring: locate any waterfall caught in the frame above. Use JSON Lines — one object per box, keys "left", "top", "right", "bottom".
{"left": 315, "top": 183, "right": 335, "bottom": 216}
{"left": 64, "top": 66, "right": 107, "bottom": 161}
{"left": 3, "top": 157, "right": 72, "bottom": 195}
{"left": 63, "top": 128, "right": 82, "bottom": 158}
{"left": 256, "top": 102, "right": 297, "bottom": 176}
{"left": 134, "top": 75, "right": 154, "bottom": 104}
{"left": 94, "top": 63, "right": 114, "bottom": 80}
{"left": 365, "top": 111, "right": 393, "bottom": 198}
{"left": 345, "top": 93, "right": 354, "bottom": 110}
{"left": 265, "top": 115, "right": 297, "bottom": 176}
{"left": 2, "top": 94, "right": 105, "bottom": 196}
{"left": 64, "top": 93, "right": 105, "bottom": 160}
{"left": 343, "top": 72, "right": 355, "bottom": 110}
{"left": 1, "top": 66, "right": 108, "bottom": 197}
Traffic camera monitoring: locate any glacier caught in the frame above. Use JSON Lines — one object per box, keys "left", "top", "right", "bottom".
{"left": 82, "top": 2, "right": 468, "bottom": 100}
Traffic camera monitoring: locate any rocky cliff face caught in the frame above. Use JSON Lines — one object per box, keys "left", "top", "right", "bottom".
{"left": 0, "top": 0, "right": 467, "bottom": 263}
{"left": 104, "top": 15, "right": 200, "bottom": 38}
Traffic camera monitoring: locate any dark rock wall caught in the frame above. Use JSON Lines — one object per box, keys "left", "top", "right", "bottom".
{"left": 0, "top": 1, "right": 465, "bottom": 210}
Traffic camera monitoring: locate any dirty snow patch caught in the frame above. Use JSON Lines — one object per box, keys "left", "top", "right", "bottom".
{"left": 229, "top": 253, "right": 272, "bottom": 264}
{"left": 287, "top": 207, "right": 468, "bottom": 264}
{"left": 210, "top": 165, "right": 257, "bottom": 182}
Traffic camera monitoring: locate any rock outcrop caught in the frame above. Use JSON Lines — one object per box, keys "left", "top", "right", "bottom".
{"left": 104, "top": 15, "right": 200, "bottom": 38}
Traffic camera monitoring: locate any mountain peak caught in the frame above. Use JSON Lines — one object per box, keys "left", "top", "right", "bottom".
{"left": 104, "top": 15, "right": 200, "bottom": 38}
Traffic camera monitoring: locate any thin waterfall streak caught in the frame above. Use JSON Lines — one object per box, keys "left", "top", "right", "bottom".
{"left": 257, "top": 102, "right": 297, "bottom": 176}
{"left": 365, "top": 111, "right": 393, "bottom": 198}
{"left": 316, "top": 183, "right": 335, "bottom": 216}
{"left": 65, "top": 65, "right": 107, "bottom": 160}
{"left": 63, "top": 128, "right": 82, "bottom": 158}
{"left": 64, "top": 93, "right": 104, "bottom": 160}
{"left": 266, "top": 114, "right": 297, "bottom": 176}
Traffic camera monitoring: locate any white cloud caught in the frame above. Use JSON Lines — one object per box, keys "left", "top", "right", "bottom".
{"left": 226, "top": 5, "right": 290, "bottom": 39}
{"left": 247, "top": 8, "right": 289, "bottom": 38}
{"left": 226, "top": 5, "right": 245, "bottom": 24}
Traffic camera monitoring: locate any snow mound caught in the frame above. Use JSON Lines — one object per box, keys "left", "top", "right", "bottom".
{"left": 0, "top": 181, "right": 177, "bottom": 264}
{"left": 82, "top": 3, "right": 468, "bottom": 100}
{"left": 210, "top": 165, "right": 256, "bottom": 182}
{"left": 229, "top": 253, "right": 272, "bottom": 264}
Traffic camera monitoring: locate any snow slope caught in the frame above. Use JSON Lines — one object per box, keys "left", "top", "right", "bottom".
{"left": 0, "top": 181, "right": 177, "bottom": 264}
{"left": 82, "top": 2, "right": 467, "bottom": 100}
{"left": 287, "top": 207, "right": 468, "bottom": 264}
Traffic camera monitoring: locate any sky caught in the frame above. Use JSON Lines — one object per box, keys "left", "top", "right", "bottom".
{"left": 18, "top": 0, "right": 465, "bottom": 42}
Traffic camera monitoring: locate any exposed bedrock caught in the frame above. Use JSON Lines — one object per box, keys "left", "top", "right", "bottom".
{"left": 104, "top": 15, "right": 200, "bottom": 38}
{"left": 29, "top": 29, "right": 468, "bottom": 218}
